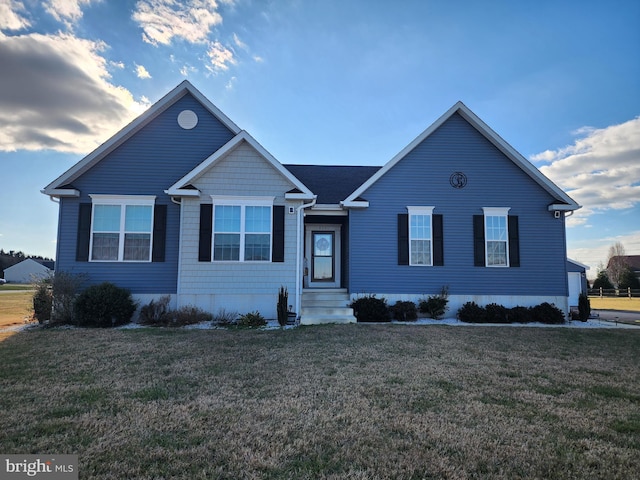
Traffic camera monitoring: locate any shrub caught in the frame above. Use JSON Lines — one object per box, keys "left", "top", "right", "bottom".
{"left": 139, "top": 296, "right": 171, "bottom": 325}
{"left": 32, "top": 279, "right": 53, "bottom": 324}
{"left": 237, "top": 311, "right": 267, "bottom": 328}
{"left": 277, "top": 286, "right": 289, "bottom": 327}
{"left": 350, "top": 295, "right": 389, "bottom": 322}
{"left": 578, "top": 293, "right": 591, "bottom": 322}
{"left": 529, "top": 302, "right": 565, "bottom": 325}
{"left": 212, "top": 308, "right": 239, "bottom": 327}
{"left": 457, "top": 302, "right": 487, "bottom": 323}
{"left": 389, "top": 301, "right": 418, "bottom": 321}
{"left": 50, "top": 271, "right": 87, "bottom": 325}
{"left": 74, "top": 282, "right": 136, "bottom": 328}
{"left": 419, "top": 286, "right": 449, "bottom": 319}
{"left": 508, "top": 306, "right": 530, "bottom": 324}
{"left": 164, "top": 306, "right": 213, "bottom": 327}
{"left": 485, "top": 303, "right": 509, "bottom": 323}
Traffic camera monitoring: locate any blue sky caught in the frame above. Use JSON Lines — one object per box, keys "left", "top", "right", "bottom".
{"left": 0, "top": 0, "right": 638, "bottom": 277}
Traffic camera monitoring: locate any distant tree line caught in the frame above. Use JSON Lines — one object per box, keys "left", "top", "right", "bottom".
{"left": 0, "top": 249, "right": 54, "bottom": 278}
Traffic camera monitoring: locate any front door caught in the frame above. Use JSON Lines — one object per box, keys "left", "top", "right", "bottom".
{"left": 305, "top": 225, "right": 341, "bottom": 288}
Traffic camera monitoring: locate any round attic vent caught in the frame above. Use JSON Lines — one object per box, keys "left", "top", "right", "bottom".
{"left": 177, "top": 110, "right": 198, "bottom": 129}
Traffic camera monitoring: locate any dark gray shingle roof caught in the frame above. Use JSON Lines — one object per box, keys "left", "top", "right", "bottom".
{"left": 283, "top": 165, "right": 381, "bottom": 204}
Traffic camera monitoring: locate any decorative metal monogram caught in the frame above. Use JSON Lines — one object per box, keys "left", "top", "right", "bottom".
{"left": 449, "top": 172, "right": 467, "bottom": 189}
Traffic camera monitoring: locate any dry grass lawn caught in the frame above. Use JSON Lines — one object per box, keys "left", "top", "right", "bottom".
{"left": 589, "top": 296, "right": 640, "bottom": 312}
{"left": 0, "top": 290, "right": 34, "bottom": 335}
{"left": 1, "top": 325, "right": 638, "bottom": 479}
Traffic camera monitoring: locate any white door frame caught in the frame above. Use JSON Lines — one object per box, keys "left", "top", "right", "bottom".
{"left": 305, "top": 224, "right": 341, "bottom": 288}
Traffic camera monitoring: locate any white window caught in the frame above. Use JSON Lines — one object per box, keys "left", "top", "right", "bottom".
{"left": 483, "top": 207, "right": 510, "bottom": 267}
{"left": 212, "top": 196, "right": 273, "bottom": 262}
{"left": 90, "top": 195, "right": 155, "bottom": 262}
{"left": 408, "top": 206, "right": 434, "bottom": 266}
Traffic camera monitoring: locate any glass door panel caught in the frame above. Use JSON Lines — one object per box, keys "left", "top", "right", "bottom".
{"left": 312, "top": 232, "right": 334, "bottom": 281}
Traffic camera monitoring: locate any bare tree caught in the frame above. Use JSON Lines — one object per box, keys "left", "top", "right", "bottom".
{"left": 606, "top": 242, "right": 627, "bottom": 288}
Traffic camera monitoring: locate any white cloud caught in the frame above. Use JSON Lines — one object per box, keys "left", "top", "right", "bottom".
{"left": 532, "top": 117, "right": 640, "bottom": 226}
{"left": 135, "top": 63, "right": 152, "bottom": 79}
{"left": 0, "top": 0, "right": 31, "bottom": 31}
{"left": 206, "top": 40, "right": 236, "bottom": 71}
{"left": 132, "top": 0, "right": 223, "bottom": 46}
{"left": 0, "top": 31, "right": 148, "bottom": 154}
{"left": 225, "top": 76, "right": 236, "bottom": 90}
{"left": 110, "top": 60, "right": 125, "bottom": 69}
{"left": 232, "top": 32, "right": 247, "bottom": 50}
{"left": 44, "top": 0, "right": 95, "bottom": 27}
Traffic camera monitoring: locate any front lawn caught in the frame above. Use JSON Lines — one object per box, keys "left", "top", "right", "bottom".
{"left": 1, "top": 325, "right": 638, "bottom": 479}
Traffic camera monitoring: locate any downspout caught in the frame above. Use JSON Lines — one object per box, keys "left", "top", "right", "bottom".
{"left": 295, "top": 196, "right": 317, "bottom": 319}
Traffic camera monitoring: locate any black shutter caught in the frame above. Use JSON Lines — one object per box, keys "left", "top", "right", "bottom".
{"left": 76, "top": 203, "right": 92, "bottom": 262}
{"left": 272, "top": 206, "right": 285, "bottom": 262}
{"left": 433, "top": 214, "right": 444, "bottom": 266}
{"left": 508, "top": 215, "right": 520, "bottom": 267}
{"left": 473, "top": 215, "right": 485, "bottom": 267}
{"left": 398, "top": 214, "right": 409, "bottom": 265}
{"left": 152, "top": 204, "right": 167, "bottom": 262}
{"left": 198, "top": 204, "right": 212, "bottom": 262}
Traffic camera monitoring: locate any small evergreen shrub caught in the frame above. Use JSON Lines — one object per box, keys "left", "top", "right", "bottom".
{"left": 32, "top": 279, "right": 53, "bottom": 324}
{"left": 578, "top": 293, "right": 591, "bottom": 322}
{"left": 419, "top": 286, "right": 449, "bottom": 319}
{"left": 457, "top": 301, "right": 487, "bottom": 323}
{"left": 277, "top": 286, "right": 288, "bottom": 327}
{"left": 350, "top": 295, "right": 389, "bottom": 322}
{"left": 389, "top": 301, "right": 418, "bottom": 321}
{"left": 237, "top": 311, "right": 267, "bottom": 328}
{"left": 508, "top": 306, "right": 530, "bottom": 324}
{"left": 485, "top": 303, "right": 509, "bottom": 324}
{"left": 74, "top": 282, "right": 136, "bottom": 328}
{"left": 530, "top": 302, "right": 565, "bottom": 325}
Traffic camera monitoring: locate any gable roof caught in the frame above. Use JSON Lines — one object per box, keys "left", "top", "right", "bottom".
{"left": 343, "top": 101, "right": 580, "bottom": 211}
{"left": 607, "top": 255, "right": 640, "bottom": 272}
{"left": 42, "top": 80, "right": 241, "bottom": 197}
{"left": 166, "top": 131, "right": 315, "bottom": 199}
{"left": 283, "top": 165, "right": 381, "bottom": 204}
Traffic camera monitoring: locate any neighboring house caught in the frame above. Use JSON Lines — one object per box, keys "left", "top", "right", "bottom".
{"left": 566, "top": 259, "right": 589, "bottom": 307}
{"left": 42, "top": 81, "right": 580, "bottom": 323}
{"left": 4, "top": 259, "right": 54, "bottom": 284}
{"left": 607, "top": 255, "right": 640, "bottom": 284}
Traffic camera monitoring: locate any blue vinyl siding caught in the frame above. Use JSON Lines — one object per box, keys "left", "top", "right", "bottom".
{"left": 349, "top": 113, "right": 568, "bottom": 297}
{"left": 55, "top": 93, "right": 236, "bottom": 293}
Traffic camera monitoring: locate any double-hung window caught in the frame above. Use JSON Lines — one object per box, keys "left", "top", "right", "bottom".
{"left": 407, "top": 206, "right": 434, "bottom": 266}
{"left": 483, "top": 207, "right": 510, "bottom": 267}
{"left": 90, "top": 195, "right": 155, "bottom": 262}
{"left": 212, "top": 196, "right": 273, "bottom": 262}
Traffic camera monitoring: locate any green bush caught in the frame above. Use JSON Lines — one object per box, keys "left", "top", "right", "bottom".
{"left": 237, "top": 311, "right": 267, "bottom": 328}
{"left": 419, "top": 287, "right": 450, "bottom": 319}
{"left": 389, "top": 301, "right": 418, "bottom": 321}
{"left": 457, "top": 301, "right": 566, "bottom": 324}
{"left": 277, "top": 286, "right": 288, "bottom": 327}
{"left": 578, "top": 293, "right": 591, "bottom": 322}
{"left": 457, "top": 301, "right": 487, "bottom": 323}
{"left": 485, "top": 303, "right": 509, "bottom": 323}
{"left": 74, "top": 282, "right": 136, "bottom": 328}
{"left": 32, "top": 279, "right": 53, "bottom": 324}
{"left": 529, "top": 303, "right": 565, "bottom": 325}
{"left": 350, "top": 295, "right": 389, "bottom": 322}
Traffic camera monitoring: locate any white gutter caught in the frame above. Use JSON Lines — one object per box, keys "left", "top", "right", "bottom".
{"left": 295, "top": 196, "right": 317, "bottom": 319}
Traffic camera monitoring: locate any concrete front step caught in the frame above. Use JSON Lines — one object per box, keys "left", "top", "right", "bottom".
{"left": 300, "top": 289, "right": 356, "bottom": 325}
